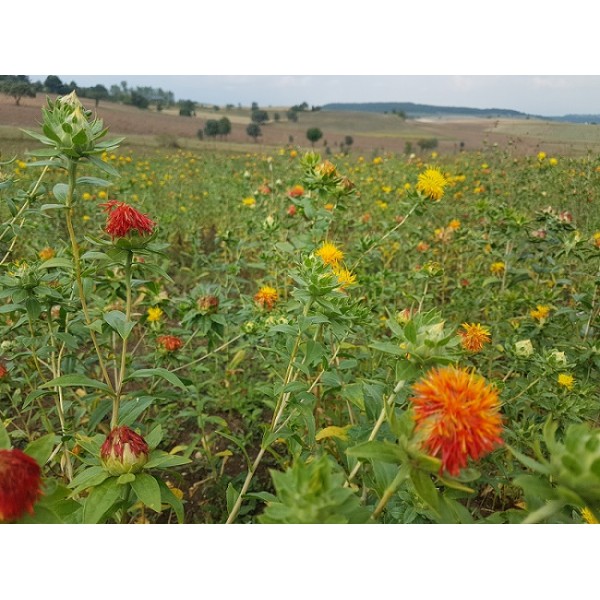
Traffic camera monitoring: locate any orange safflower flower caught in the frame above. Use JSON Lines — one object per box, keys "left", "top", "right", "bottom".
{"left": 157, "top": 335, "right": 184, "bottom": 353}
{"left": 459, "top": 323, "right": 491, "bottom": 352}
{"left": 287, "top": 184, "right": 305, "bottom": 198}
{"left": 0, "top": 449, "right": 42, "bottom": 522}
{"left": 410, "top": 366, "right": 503, "bottom": 476}
{"left": 254, "top": 286, "right": 278, "bottom": 309}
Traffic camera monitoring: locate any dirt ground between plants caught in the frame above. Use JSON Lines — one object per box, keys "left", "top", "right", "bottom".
{"left": 0, "top": 94, "right": 577, "bottom": 157}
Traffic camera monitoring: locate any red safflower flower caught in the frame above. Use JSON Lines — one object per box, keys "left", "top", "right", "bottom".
{"left": 287, "top": 204, "right": 297, "bottom": 217}
{"left": 100, "top": 426, "right": 149, "bottom": 476}
{"left": 0, "top": 448, "right": 42, "bottom": 522}
{"left": 409, "top": 366, "right": 503, "bottom": 476}
{"left": 100, "top": 200, "right": 155, "bottom": 238}
{"left": 157, "top": 334, "right": 184, "bottom": 352}
{"left": 0, "top": 362, "right": 7, "bottom": 379}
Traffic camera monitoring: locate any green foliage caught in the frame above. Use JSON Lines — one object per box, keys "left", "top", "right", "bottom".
{"left": 306, "top": 127, "right": 323, "bottom": 147}
{"left": 246, "top": 122, "right": 262, "bottom": 140}
{"left": 251, "top": 109, "right": 269, "bottom": 124}
{"left": 259, "top": 456, "right": 370, "bottom": 523}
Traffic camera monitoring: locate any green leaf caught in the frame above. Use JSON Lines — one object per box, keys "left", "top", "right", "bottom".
{"left": 24, "top": 433, "right": 58, "bottom": 466}
{"left": 157, "top": 479, "right": 184, "bottom": 523}
{"left": 144, "top": 451, "right": 191, "bottom": 469}
{"left": 38, "top": 257, "right": 73, "bottom": 270}
{"left": 226, "top": 482, "right": 240, "bottom": 515}
{"left": 346, "top": 440, "right": 405, "bottom": 464}
{"left": 144, "top": 424, "right": 163, "bottom": 450}
{"left": 131, "top": 473, "right": 162, "bottom": 512}
{"left": 69, "top": 465, "right": 110, "bottom": 494}
{"left": 0, "top": 420, "right": 11, "bottom": 449}
{"left": 117, "top": 473, "right": 136, "bottom": 485}
{"left": 76, "top": 176, "right": 112, "bottom": 187}
{"left": 52, "top": 183, "right": 69, "bottom": 203}
{"left": 87, "top": 155, "right": 120, "bottom": 178}
{"left": 25, "top": 297, "right": 42, "bottom": 320}
{"left": 370, "top": 341, "right": 406, "bottom": 357}
{"left": 103, "top": 310, "right": 135, "bottom": 340}
{"left": 506, "top": 444, "right": 551, "bottom": 475}
{"left": 125, "top": 368, "right": 187, "bottom": 391}
{"left": 410, "top": 467, "right": 440, "bottom": 513}
{"left": 41, "top": 374, "right": 112, "bottom": 394}
{"left": 82, "top": 478, "right": 122, "bottom": 524}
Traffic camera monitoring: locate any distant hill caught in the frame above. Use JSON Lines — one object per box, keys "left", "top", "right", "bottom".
{"left": 321, "top": 102, "right": 528, "bottom": 119}
{"left": 547, "top": 114, "right": 600, "bottom": 124}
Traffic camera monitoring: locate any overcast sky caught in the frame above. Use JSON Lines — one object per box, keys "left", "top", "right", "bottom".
{"left": 12, "top": 2, "right": 600, "bottom": 119}
{"left": 27, "top": 75, "right": 600, "bottom": 117}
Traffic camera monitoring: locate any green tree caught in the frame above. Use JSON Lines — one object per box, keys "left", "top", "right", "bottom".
{"left": 251, "top": 109, "right": 269, "bottom": 124}
{"left": 87, "top": 84, "right": 109, "bottom": 107}
{"left": 246, "top": 123, "right": 262, "bottom": 141}
{"left": 204, "top": 119, "right": 220, "bottom": 139}
{"left": 130, "top": 91, "right": 149, "bottom": 109}
{"left": 217, "top": 117, "right": 232, "bottom": 139}
{"left": 286, "top": 109, "right": 298, "bottom": 122}
{"left": 306, "top": 127, "right": 323, "bottom": 147}
{"left": 44, "top": 75, "right": 67, "bottom": 94}
{"left": 0, "top": 76, "right": 36, "bottom": 106}
{"left": 179, "top": 99, "right": 196, "bottom": 116}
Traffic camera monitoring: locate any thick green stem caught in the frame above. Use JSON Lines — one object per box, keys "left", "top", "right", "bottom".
{"left": 64, "top": 160, "right": 113, "bottom": 391}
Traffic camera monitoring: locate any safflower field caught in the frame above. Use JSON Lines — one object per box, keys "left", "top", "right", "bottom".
{"left": 1, "top": 92, "right": 599, "bottom": 524}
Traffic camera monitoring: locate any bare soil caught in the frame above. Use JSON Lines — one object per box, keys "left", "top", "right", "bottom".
{"left": 0, "top": 93, "right": 584, "bottom": 157}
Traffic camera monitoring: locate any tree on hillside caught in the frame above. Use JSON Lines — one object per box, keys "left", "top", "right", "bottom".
{"left": 204, "top": 119, "right": 220, "bottom": 139}
{"left": 286, "top": 109, "right": 298, "bottom": 122}
{"left": 246, "top": 123, "right": 262, "bottom": 142}
{"left": 251, "top": 109, "right": 269, "bottom": 124}
{"left": 179, "top": 99, "right": 196, "bottom": 117}
{"left": 44, "top": 75, "right": 68, "bottom": 94}
{"left": 217, "top": 117, "right": 232, "bottom": 139}
{"left": 86, "top": 84, "right": 109, "bottom": 107}
{"left": 130, "top": 90, "right": 149, "bottom": 109}
{"left": 306, "top": 127, "right": 323, "bottom": 147}
{"left": 0, "top": 76, "right": 36, "bottom": 106}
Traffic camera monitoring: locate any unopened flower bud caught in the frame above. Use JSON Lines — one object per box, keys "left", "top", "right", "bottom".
{"left": 100, "top": 426, "right": 149, "bottom": 476}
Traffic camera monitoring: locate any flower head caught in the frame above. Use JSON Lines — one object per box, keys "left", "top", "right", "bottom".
{"left": 100, "top": 426, "right": 149, "bottom": 476}
{"left": 287, "top": 184, "right": 304, "bottom": 198}
{"left": 557, "top": 373, "right": 575, "bottom": 390}
{"left": 242, "top": 196, "right": 256, "bottom": 207}
{"left": 157, "top": 335, "right": 184, "bottom": 353}
{"left": 459, "top": 323, "right": 491, "bottom": 352}
{"left": 146, "top": 306, "right": 163, "bottom": 322}
{"left": 332, "top": 265, "right": 357, "bottom": 289}
{"left": 254, "top": 286, "right": 278, "bottom": 310}
{"left": 409, "top": 366, "right": 504, "bottom": 476}
{"left": 38, "top": 247, "right": 55, "bottom": 261}
{"left": 0, "top": 362, "right": 8, "bottom": 379}
{"left": 197, "top": 295, "right": 219, "bottom": 314}
{"left": 490, "top": 262, "right": 505, "bottom": 275}
{"left": 530, "top": 305, "right": 551, "bottom": 321}
{"left": 315, "top": 241, "right": 344, "bottom": 266}
{"left": 101, "top": 200, "right": 155, "bottom": 238}
{"left": 0, "top": 448, "right": 42, "bottom": 522}
{"left": 416, "top": 168, "right": 448, "bottom": 201}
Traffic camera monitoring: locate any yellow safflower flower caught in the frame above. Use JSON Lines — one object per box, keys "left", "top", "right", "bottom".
{"left": 557, "top": 373, "right": 574, "bottom": 390}
{"left": 147, "top": 307, "right": 164, "bottom": 322}
{"left": 416, "top": 168, "right": 448, "bottom": 201}
{"left": 315, "top": 242, "right": 344, "bottom": 266}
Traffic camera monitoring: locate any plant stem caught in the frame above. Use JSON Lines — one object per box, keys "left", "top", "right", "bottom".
{"left": 112, "top": 251, "right": 133, "bottom": 429}
{"left": 64, "top": 159, "right": 113, "bottom": 391}
{"left": 370, "top": 468, "right": 407, "bottom": 520}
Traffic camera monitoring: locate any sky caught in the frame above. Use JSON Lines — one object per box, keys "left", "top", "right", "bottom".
{"left": 27, "top": 75, "right": 600, "bottom": 117}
